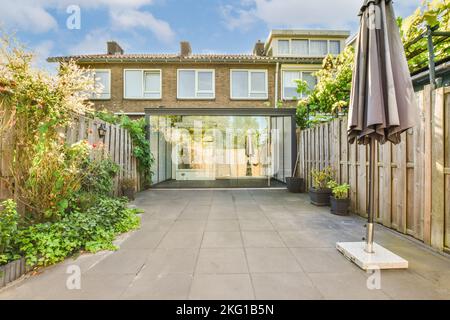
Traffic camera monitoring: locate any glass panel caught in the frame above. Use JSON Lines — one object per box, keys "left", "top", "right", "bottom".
{"left": 93, "top": 71, "right": 110, "bottom": 98}
{"left": 278, "top": 40, "right": 289, "bottom": 55}
{"left": 291, "top": 40, "right": 308, "bottom": 55}
{"left": 250, "top": 72, "right": 266, "bottom": 93}
{"left": 329, "top": 40, "right": 341, "bottom": 55}
{"left": 198, "top": 71, "right": 213, "bottom": 91}
{"left": 231, "top": 71, "right": 249, "bottom": 98}
{"left": 124, "top": 70, "right": 142, "bottom": 98}
{"left": 144, "top": 71, "right": 160, "bottom": 93}
{"left": 178, "top": 70, "right": 195, "bottom": 98}
{"left": 283, "top": 116, "right": 292, "bottom": 182}
{"left": 283, "top": 71, "right": 301, "bottom": 99}
{"left": 310, "top": 40, "right": 328, "bottom": 56}
{"left": 302, "top": 72, "right": 317, "bottom": 95}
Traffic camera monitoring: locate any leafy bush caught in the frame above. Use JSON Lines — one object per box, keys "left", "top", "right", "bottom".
{"left": 80, "top": 157, "right": 119, "bottom": 196}
{"left": 0, "top": 200, "right": 20, "bottom": 265}
{"left": 311, "top": 167, "right": 335, "bottom": 190}
{"left": 15, "top": 197, "right": 141, "bottom": 267}
{"left": 327, "top": 180, "right": 350, "bottom": 200}
{"left": 95, "top": 110, "right": 154, "bottom": 187}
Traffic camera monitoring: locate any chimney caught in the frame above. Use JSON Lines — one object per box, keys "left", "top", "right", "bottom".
{"left": 253, "top": 40, "right": 265, "bottom": 56}
{"left": 180, "top": 41, "right": 192, "bottom": 57}
{"left": 107, "top": 41, "right": 124, "bottom": 55}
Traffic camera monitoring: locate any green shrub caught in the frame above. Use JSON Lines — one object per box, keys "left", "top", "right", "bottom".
{"left": 0, "top": 200, "right": 20, "bottom": 265}
{"left": 327, "top": 181, "right": 350, "bottom": 200}
{"left": 15, "top": 197, "right": 141, "bottom": 267}
{"left": 80, "top": 157, "right": 119, "bottom": 196}
{"left": 311, "top": 167, "right": 335, "bottom": 190}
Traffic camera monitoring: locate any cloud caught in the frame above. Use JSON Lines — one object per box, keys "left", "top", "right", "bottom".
{"left": 31, "top": 40, "right": 55, "bottom": 71}
{"left": 220, "top": 0, "right": 423, "bottom": 32}
{"left": 1, "top": 0, "right": 174, "bottom": 43}
{"left": 2, "top": 0, "right": 57, "bottom": 33}
{"left": 110, "top": 9, "right": 175, "bottom": 43}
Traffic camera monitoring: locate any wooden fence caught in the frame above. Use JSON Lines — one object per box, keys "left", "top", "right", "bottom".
{"left": 0, "top": 114, "right": 140, "bottom": 200}
{"left": 298, "top": 85, "right": 450, "bottom": 253}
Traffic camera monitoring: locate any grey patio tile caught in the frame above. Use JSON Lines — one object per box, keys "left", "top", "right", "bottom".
{"left": 379, "top": 270, "right": 449, "bottom": 300}
{"left": 119, "top": 231, "right": 165, "bottom": 250}
{"left": 208, "top": 210, "right": 238, "bottom": 220}
{"left": 278, "top": 231, "right": 322, "bottom": 248}
{"left": 170, "top": 220, "right": 206, "bottom": 232}
{"left": 178, "top": 210, "right": 210, "bottom": 220}
{"left": 122, "top": 273, "right": 192, "bottom": 300}
{"left": 202, "top": 232, "right": 243, "bottom": 248}
{"left": 290, "top": 247, "right": 360, "bottom": 273}
{"left": 189, "top": 274, "right": 254, "bottom": 300}
{"left": 158, "top": 232, "right": 203, "bottom": 249}
{"left": 144, "top": 248, "right": 198, "bottom": 275}
{"left": 245, "top": 248, "right": 302, "bottom": 273}
{"left": 242, "top": 231, "right": 285, "bottom": 248}
{"left": 85, "top": 249, "right": 150, "bottom": 275}
{"left": 251, "top": 273, "right": 323, "bottom": 300}
{"left": 71, "top": 274, "right": 135, "bottom": 299}
{"left": 237, "top": 211, "right": 266, "bottom": 220}
{"left": 139, "top": 219, "right": 174, "bottom": 232}
{"left": 195, "top": 248, "right": 249, "bottom": 274}
{"left": 308, "top": 272, "right": 390, "bottom": 300}
{"left": 239, "top": 219, "right": 274, "bottom": 231}
{"left": 205, "top": 220, "right": 240, "bottom": 231}
{"left": 270, "top": 219, "right": 304, "bottom": 231}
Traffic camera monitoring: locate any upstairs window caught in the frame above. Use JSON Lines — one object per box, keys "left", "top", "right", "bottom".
{"left": 278, "top": 40, "right": 290, "bottom": 55}
{"left": 231, "top": 70, "right": 268, "bottom": 100}
{"left": 310, "top": 40, "right": 328, "bottom": 56}
{"left": 291, "top": 40, "right": 309, "bottom": 55}
{"left": 329, "top": 40, "right": 341, "bottom": 55}
{"left": 177, "top": 69, "right": 215, "bottom": 99}
{"left": 85, "top": 69, "right": 110, "bottom": 100}
{"left": 282, "top": 70, "right": 317, "bottom": 100}
{"left": 124, "top": 69, "right": 161, "bottom": 99}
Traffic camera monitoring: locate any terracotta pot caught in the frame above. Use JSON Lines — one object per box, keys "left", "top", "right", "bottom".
{"left": 309, "top": 188, "right": 331, "bottom": 206}
{"left": 330, "top": 197, "right": 350, "bottom": 216}
{"left": 286, "top": 177, "right": 305, "bottom": 193}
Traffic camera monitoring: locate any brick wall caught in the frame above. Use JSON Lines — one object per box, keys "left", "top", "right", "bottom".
{"left": 83, "top": 62, "right": 280, "bottom": 113}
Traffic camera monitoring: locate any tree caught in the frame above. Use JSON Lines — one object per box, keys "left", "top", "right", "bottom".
{"left": 295, "top": 46, "right": 354, "bottom": 129}
{"left": 398, "top": 0, "right": 450, "bottom": 72}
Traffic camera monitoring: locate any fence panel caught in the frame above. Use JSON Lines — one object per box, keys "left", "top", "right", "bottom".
{"left": 298, "top": 86, "right": 449, "bottom": 252}
{"left": 0, "top": 115, "right": 140, "bottom": 200}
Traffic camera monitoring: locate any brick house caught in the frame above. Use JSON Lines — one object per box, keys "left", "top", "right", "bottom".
{"left": 48, "top": 29, "right": 350, "bottom": 188}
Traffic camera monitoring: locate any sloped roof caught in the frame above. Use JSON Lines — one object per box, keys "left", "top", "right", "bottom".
{"left": 47, "top": 53, "right": 324, "bottom": 64}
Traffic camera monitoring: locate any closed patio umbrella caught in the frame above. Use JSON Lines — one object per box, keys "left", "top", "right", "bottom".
{"left": 338, "top": 0, "right": 416, "bottom": 269}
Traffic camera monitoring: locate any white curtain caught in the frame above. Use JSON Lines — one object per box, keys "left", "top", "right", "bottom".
{"left": 124, "top": 70, "right": 142, "bottom": 98}
{"left": 178, "top": 70, "right": 195, "bottom": 98}
{"left": 278, "top": 40, "right": 289, "bottom": 55}
{"left": 231, "top": 71, "right": 248, "bottom": 98}
{"left": 310, "top": 40, "right": 328, "bottom": 56}
{"left": 291, "top": 40, "right": 308, "bottom": 55}
{"left": 329, "top": 40, "right": 341, "bottom": 55}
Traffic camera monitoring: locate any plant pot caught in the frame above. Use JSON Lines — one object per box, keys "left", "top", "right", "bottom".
{"left": 122, "top": 187, "right": 135, "bottom": 201}
{"left": 309, "top": 188, "right": 331, "bottom": 206}
{"left": 330, "top": 196, "right": 350, "bottom": 216}
{"left": 286, "top": 177, "right": 305, "bottom": 193}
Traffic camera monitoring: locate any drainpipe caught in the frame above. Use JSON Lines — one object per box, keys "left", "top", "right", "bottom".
{"left": 274, "top": 62, "right": 279, "bottom": 108}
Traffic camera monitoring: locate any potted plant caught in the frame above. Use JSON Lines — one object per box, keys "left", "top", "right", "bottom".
{"left": 309, "top": 166, "right": 334, "bottom": 206}
{"left": 286, "top": 150, "right": 305, "bottom": 193}
{"left": 327, "top": 180, "right": 350, "bottom": 215}
{"left": 121, "top": 178, "right": 136, "bottom": 201}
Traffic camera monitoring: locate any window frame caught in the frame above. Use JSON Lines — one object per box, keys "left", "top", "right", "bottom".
{"left": 177, "top": 69, "right": 215, "bottom": 100}
{"left": 276, "top": 39, "right": 342, "bottom": 56}
{"left": 123, "top": 69, "right": 162, "bottom": 100}
{"left": 89, "top": 69, "right": 111, "bottom": 100}
{"left": 230, "top": 69, "right": 268, "bottom": 100}
{"left": 281, "top": 69, "right": 318, "bottom": 101}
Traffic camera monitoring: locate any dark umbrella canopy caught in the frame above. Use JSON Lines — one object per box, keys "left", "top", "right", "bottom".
{"left": 348, "top": 0, "right": 417, "bottom": 145}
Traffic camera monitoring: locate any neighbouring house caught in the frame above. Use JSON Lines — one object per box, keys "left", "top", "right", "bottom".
{"left": 48, "top": 29, "right": 350, "bottom": 188}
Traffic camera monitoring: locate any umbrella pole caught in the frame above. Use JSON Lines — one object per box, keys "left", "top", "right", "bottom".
{"left": 365, "top": 138, "right": 375, "bottom": 253}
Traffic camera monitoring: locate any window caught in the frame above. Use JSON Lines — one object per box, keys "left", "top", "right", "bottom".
{"left": 291, "top": 40, "right": 309, "bottom": 55}
{"left": 177, "top": 69, "right": 215, "bottom": 99}
{"left": 124, "top": 69, "right": 161, "bottom": 99}
{"left": 278, "top": 40, "right": 290, "bottom": 55}
{"left": 231, "top": 70, "right": 268, "bottom": 100}
{"left": 310, "top": 40, "right": 328, "bottom": 56}
{"left": 84, "top": 69, "right": 110, "bottom": 99}
{"left": 282, "top": 70, "right": 317, "bottom": 100}
{"left": 329, "top": 40, "right": 341, "bottom": 55}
